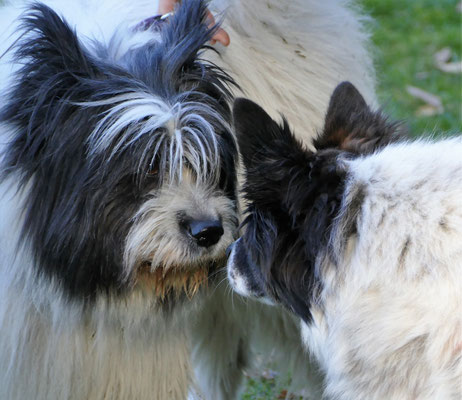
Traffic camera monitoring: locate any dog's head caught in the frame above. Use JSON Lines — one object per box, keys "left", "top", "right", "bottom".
{"left": 227, "top": 82, "right": 404, "bottom": 322}
{"left": 1, "top": 0, "right": 238, "bottom": 302}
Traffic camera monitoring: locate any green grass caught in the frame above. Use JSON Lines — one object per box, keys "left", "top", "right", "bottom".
{"left": 243, "top": 0, "right": 460, "bottom": 396}
{"left": 241, "top": 377, "right": 286, "bottom": 400}
{"left": 363, "top": 0, "right": 461, "bottom": 136}
{"left": 242, "top": 373, "right": 303, "bottom": 400}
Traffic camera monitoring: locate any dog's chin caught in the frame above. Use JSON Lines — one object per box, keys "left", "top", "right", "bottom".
{"left": 134, "top": 255, "right": 226, "bottom": 301}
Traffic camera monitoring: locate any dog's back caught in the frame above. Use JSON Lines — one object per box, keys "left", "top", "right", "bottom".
{"left": 211, "top": 0, "right": 376, "bottom": 145}
{"left": 309, "top": 138, "right": 462, "bottom": 399}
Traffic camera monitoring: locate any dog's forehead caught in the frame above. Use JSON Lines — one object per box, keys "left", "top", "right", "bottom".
{"left": 85, "top": 94, "right": 231, "bottom": 172}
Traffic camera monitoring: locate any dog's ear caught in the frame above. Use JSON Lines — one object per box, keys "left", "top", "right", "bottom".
{"left": 315, "top": 81, "right": 405, "bottom": 154}
{"left": 315, "top": 81, "right": 370, "bottom": 151}
{"left": 1, "top": 4, "right": 105, "bottom": 168}
{"left": 13, "top": 3, "right": 102, "bottom": 90}
{"left": 234, "top": 98, "right": 279, "bottom": 168}
{"left": 324, "top": 81, "right": 370, "bottom": 140}
{"left": 138, "top": 0, "right": 235, "bottom": 101}
{"left": 233, "top": 98, "right": 307, "bottom": 170}
{"left": 233, "top": 99, "right": 347, "bottom": 322}
{"left": 233, "top": 98, "right": 317, "bottom": 210}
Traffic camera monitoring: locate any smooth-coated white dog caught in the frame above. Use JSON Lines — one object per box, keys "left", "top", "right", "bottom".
{"left": 0, "top": 0, "right": 375, "bottom": 398}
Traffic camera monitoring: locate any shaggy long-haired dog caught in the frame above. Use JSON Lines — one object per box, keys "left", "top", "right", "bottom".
{"left": 0, "top": 0, "right": 375, "bottom": 398}
{"left": 227, "top": 82, "right": 462, "bottom": 399}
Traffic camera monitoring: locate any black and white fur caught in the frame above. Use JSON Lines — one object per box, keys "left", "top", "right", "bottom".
{"left": 228, "top": 82, "right": 462, "bottom": 399}
{"left": 0, "top": 0, "right": 376, "bottom": 398}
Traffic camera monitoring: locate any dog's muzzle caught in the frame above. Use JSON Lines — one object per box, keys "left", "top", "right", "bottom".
{"left": 226, "top": 238, "right": 267, "bottom": 300}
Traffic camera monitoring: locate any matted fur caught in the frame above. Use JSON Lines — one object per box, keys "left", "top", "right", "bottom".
{"left": 0, "top": 1, "right": 375, "bottom": 399}
{"left": 228, "top": 83, "right": 462, "bottom": 399}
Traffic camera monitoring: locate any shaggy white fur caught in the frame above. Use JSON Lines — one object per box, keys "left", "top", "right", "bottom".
{"left": 212, "top": 0, "right": 376, "bottom": 143}
{"left": 0, "top": 0, "right": 375, "bottom": 399}
{"left": 302, "top": 138, "right": 462, "bottom": 399}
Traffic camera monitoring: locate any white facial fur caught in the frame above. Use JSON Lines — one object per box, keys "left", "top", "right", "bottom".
{"left": 227, "top": 239, "right": 276, "bottom": 306}
{"left": 125, "top": 169, "right": 237, "bottom": 280}
{"left": 226, "top": 239, "right": 252, "bottom": 297}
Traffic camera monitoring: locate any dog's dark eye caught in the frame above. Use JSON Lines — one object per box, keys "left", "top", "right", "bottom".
{"left": 145, "top": 159, "right": 160, "bottom": 177}
{"left": 147, "top": 166, "right": 159, "bottom": 176}
{"left": 143, "top": 165, "right": 161, "bottom": 187}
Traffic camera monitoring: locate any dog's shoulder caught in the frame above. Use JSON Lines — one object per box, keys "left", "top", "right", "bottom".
{"left": 339, "top": 137, "right": 462, "bottom": 278}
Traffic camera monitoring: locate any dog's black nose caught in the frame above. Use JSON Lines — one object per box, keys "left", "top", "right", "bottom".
{"left": 187, "top": 219, "right": 224, "bottom": 247}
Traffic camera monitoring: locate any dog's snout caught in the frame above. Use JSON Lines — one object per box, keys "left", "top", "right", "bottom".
{"left": 187, "top": 219, "right": 224, "bottom": 247}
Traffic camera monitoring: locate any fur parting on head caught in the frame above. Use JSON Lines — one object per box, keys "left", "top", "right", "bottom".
{"left": 82, "top": 91, "right": 229, "bottom": 184}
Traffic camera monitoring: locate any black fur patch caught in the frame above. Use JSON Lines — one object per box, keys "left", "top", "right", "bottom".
{"left": 0, "top": 0, "right": 238, "bottom": 299}
{"left": 231, "top": 84, "right": 405, "bottom": 322}
{"left": 233, "top": 99, "right": 346, "bottom": 322}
